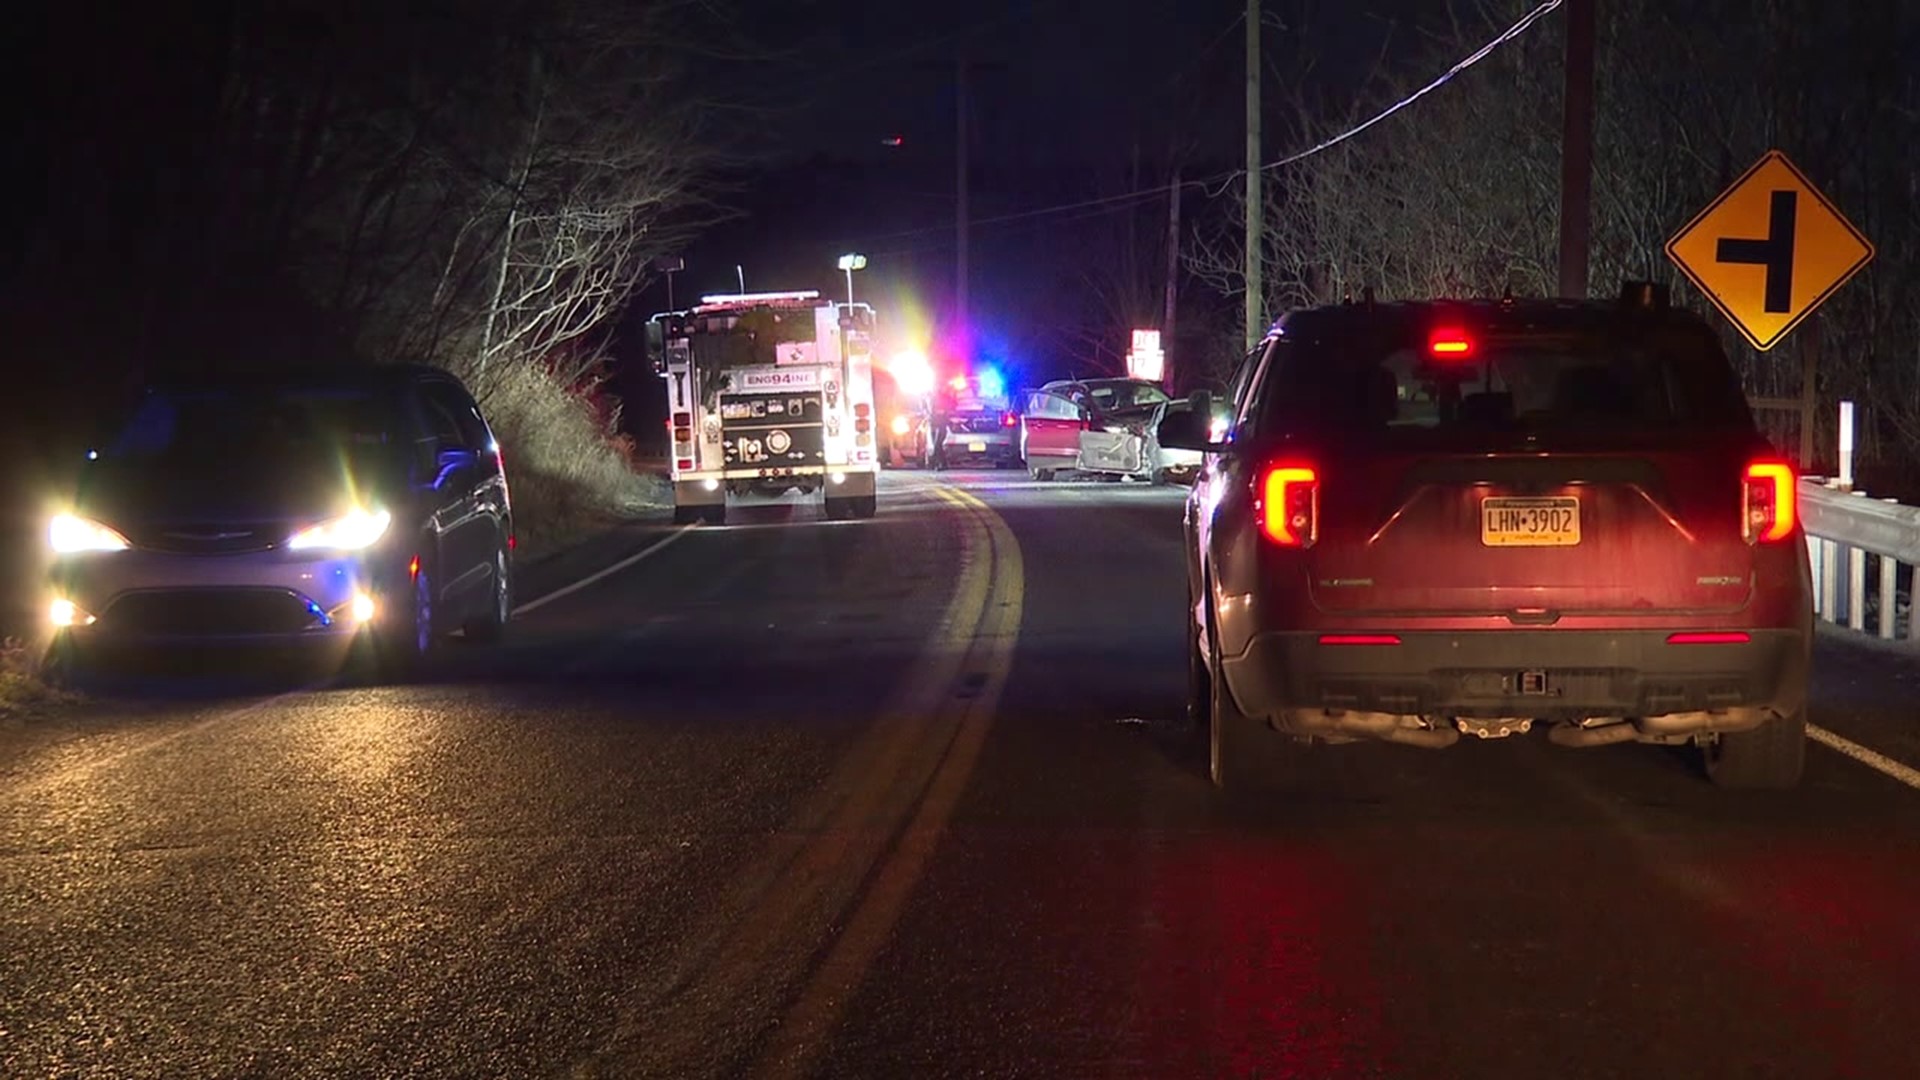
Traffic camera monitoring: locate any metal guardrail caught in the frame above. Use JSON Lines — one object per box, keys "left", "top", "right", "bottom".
{"left": 1800, "top": 478, "right": 1918, "bottom": 641}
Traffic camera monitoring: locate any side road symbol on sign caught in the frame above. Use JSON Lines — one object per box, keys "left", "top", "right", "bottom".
{"left": 1715, "top": 190, "right": 1795, "bottom": 314}
{"left": 1665, "top": 150, "right": 1874, "bottom": 352}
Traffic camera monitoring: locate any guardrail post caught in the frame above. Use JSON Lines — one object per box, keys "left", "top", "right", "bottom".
{"left": 1819, "top": 537, "right": 1838, "bottom": 621}
{"left": 1848, "top": 544, "right": 1867, "bottom": 632}
{"left": 1807, "top": 534, "right": 1823, "bottom": 617}
{"left": 1879, "top": 553, "right": 1899, "bottom": 640}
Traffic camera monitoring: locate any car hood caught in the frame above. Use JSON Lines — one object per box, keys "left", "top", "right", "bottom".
{"left": 73, "top": 450, "right": 405, "bottom": 531}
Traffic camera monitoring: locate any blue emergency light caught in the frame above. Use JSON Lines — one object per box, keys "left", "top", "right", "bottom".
{"left": 974, "top": 367, "right": 1005, "bottom": 402}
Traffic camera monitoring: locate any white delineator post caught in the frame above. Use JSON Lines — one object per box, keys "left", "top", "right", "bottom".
{"left": 1838, "top": 399, "right": 1855, "bottom": 491}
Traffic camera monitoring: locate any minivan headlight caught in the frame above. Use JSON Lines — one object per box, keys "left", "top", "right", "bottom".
{"left": 49, "top": 514, "right": 130, "bottom": 553}
{"left": 287, "top": 508, "right": 391, "bottom": 551}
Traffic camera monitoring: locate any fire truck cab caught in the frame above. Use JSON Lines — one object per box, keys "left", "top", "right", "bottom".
{"left": 651, "top": 291, "right": 880, "bottom": 524}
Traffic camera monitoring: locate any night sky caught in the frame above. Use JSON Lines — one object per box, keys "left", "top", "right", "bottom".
{"left": 642, "top": 0, "right": 1435, "bottom": 396}
{"left": 1, "top": 0, "right": 1438, "bottom": 437}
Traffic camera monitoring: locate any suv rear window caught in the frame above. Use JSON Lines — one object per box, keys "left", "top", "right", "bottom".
{"left": 1257, "top": 320, "right": 1755, "bottom": 448}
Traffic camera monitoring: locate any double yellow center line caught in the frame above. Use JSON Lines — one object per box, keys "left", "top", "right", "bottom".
{"left": 752, "top": 485, "right": 1024, "bottom": 1076}
{"left": 588, "top": 483, "right": 1024, "bottom": 1077}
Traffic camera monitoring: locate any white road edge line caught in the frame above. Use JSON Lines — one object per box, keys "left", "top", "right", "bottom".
{"left": 1808, "top": 723, "right": 1920, "bottom": 792}
{"left": 511, "top": 525, "right": 696, "bottom": 617}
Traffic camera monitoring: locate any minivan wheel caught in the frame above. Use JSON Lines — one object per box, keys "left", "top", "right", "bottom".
{"left": 374, "top": 566, "right": 437, "bottom": 678}
{"left": 39, "top": 635, "right": 91, "bottom": 689}
{"left": 1704, "top": 707, "right": 1806, "bottom": 789}
{"left": 463, "top": 546, "right": 512, "bottom": 643}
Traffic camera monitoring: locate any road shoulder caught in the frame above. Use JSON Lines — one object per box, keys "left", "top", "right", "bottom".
{"left": 1807, "top": 624, "right": 1920, "bottom": 788}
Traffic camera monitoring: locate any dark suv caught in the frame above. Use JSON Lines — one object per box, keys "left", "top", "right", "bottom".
{"left": 47, "top": 365, "right": 514, "bottom": 678}
{"left": 1161, "top": 286, "right": 1813, "bottom": 791}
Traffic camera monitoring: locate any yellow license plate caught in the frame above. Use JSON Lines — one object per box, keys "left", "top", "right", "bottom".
{"left": 968, "top": 441, "right": 987, "bottom": 453}
{"left": 1481, "top": 496, "right": 1580, "bottom": 547}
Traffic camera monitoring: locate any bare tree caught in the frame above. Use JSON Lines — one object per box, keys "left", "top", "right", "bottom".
{"left": 1183, "top": 0, "right": 1920, "bottom": 479}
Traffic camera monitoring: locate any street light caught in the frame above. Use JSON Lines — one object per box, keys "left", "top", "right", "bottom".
{"left": 837, "top": 252, "right": 868, "bottom": 306}
{"left": 651, "top": 255, "right": 685, "bottom": 309}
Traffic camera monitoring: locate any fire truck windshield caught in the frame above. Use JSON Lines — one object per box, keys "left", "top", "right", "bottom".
{"left": 692, "top": 307, "right": 821, "bottom": 369}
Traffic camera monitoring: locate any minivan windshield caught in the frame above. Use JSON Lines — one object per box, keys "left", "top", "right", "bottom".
{"left": 1258, "top": 321, "right": 1755, "bottom": 447}
{"left": 105, "top": 387, "right": 391, "bottom": 464}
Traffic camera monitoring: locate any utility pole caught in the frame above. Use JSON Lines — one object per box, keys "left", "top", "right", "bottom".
{"left": 1244, "top": 0, "right": 1263, "bottom": 350}
{"left": 1163, "top": 168, "right": 1182, "bottom": 386}
{"left": 1556, "top": 0, "right": 1595, "bottom": 298}
{"left": 956, "top": 49, "right": 970, "bottom": 337}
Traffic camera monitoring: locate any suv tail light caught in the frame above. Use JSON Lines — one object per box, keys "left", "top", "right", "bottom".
{"left": 1257, "top": 464, "right": 1319, "bottom": 547}
{"left": 1743, "top": 461, "right": 1796, "bottom": 543}
{"left": 1001, "top": 411, "right": 1017, "bottom": 428}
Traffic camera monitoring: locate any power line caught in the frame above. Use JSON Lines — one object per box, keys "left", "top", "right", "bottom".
{"left": 1241, "top": 0, "right": 1563, "bottom": 182}
{"left": 850, "top": 7, "right": 1247, "bottom": 248}
{"left": 851, "top": 0, "right": 1565, "bottom": 245}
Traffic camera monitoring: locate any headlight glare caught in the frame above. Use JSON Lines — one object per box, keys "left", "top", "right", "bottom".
{"left": 50, "top": 514, "right": 130, "bottom": 553}
{"left": 287, "top": 508, "right": 392, "bottom": 551}
{"left": 50, "top": 597, "right": 96, "bottom": 627}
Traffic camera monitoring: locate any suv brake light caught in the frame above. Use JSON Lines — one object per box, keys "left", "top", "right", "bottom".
{"left": 1428, "top": 327, "right": 1475, "bottom": 358}
{"left": 1257, "top": 464, "right": 1319, "bottom": 547}
{"left": 1742, "top": 461, "right": 1796, "bottom": 543}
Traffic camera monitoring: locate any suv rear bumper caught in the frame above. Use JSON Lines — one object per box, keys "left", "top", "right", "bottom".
{"left": 1220, "top": 627, "right": 1810, "bottom": 726}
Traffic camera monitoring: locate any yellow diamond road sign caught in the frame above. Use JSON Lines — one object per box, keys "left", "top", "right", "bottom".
{"left": 1665, "top": 150, "right": 1874, "bottom": 352}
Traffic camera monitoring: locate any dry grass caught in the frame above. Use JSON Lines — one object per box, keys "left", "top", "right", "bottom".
{"left": 463, "top": 362, "right": 668, "bottom": 559}
{"left": 0, "top": 637, "right": 75, "bottom": 720}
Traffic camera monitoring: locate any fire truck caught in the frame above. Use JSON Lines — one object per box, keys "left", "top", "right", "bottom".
{"left": 649, "top": 291, "right": 880, "bottom": 524}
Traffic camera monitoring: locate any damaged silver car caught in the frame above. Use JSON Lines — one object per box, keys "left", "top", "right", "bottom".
{"left": 1021, "top": 378, "right": 1201, "bottom": 484}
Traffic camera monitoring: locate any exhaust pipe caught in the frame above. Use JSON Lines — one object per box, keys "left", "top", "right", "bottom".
{"left": 1549, "top": 722, "right": 1639, "bottom": 748}
{"left": 1635, "top": 708, "right": 1767, "bottom": 736}
{"left": 1550, "top": 707, "right": 1772, "bottom": 748}
{"left": 1278, "top": 709, "right": 1460, "bottom": 749}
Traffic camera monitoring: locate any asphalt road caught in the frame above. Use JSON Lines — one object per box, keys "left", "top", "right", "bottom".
{"left": 4, "top": 470, "right": 1920, "bottom": 1078}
